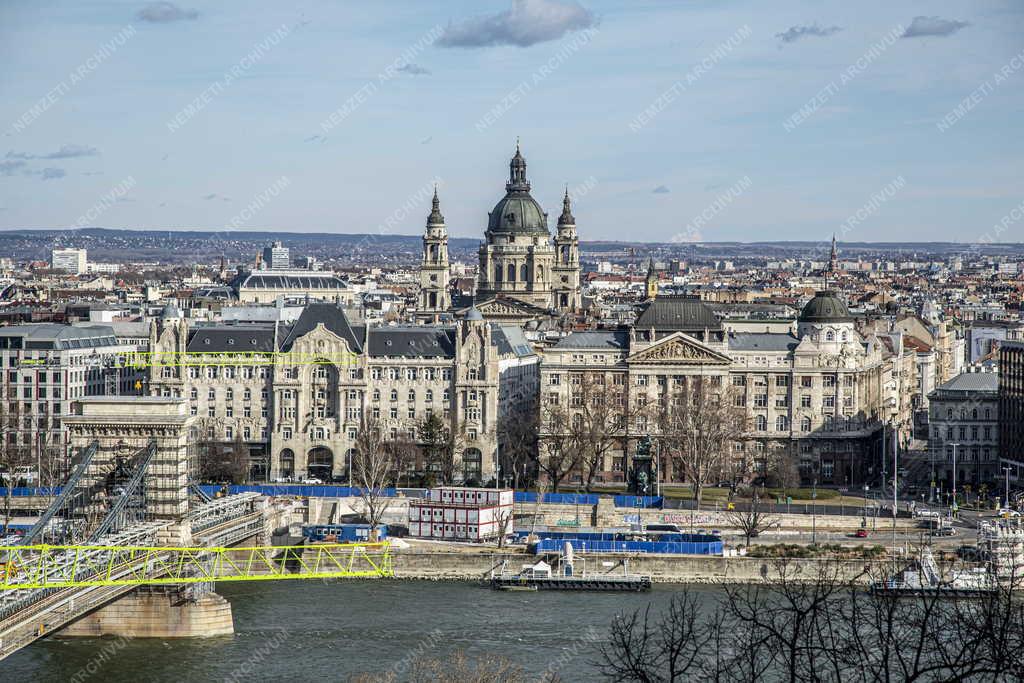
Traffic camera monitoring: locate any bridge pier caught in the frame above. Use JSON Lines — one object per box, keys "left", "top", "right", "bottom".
{"left": 59, "top": 586, "right": 234, "bottom": 639}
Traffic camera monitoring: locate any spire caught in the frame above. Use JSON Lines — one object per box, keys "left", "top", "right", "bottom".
{"left": 645, "top": 258, "right": 658, "bottom": 299}
{"left": 557, "top": 186, "right": 575, "bottom": 226}
{"left": 507, "top": 140, "right": 529, "bottom": 192}
{"left": 829, "top": 233, "right": 839, "bottom": 274}
{"left": 427, "top": 184, "right": 445, "bottom": 226}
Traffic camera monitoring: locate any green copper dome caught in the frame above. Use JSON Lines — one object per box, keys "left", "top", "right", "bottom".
{"left": 487, "top": 143, "right": 549, "bottom": 235}
{"left": 799, "top": 290, "right": 853, "bottom": 323}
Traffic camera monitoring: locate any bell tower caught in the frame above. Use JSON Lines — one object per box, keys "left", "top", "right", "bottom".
{"left": 419, "top": 186, "right": 450, "bottom": 313}
{"left": 644, "top": 258, "right": 658, "bottom": 300}
{"left": 551, "top": 188, "right": 581, "bottom": 311}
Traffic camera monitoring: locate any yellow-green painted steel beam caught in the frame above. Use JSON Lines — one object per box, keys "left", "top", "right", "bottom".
{"left": 0, "top": 542, "right": 392, "bottom": 590}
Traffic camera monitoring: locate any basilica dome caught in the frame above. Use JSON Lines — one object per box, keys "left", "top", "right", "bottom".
{"left": 486, "top": 144, "right": 549, "bottom": 235}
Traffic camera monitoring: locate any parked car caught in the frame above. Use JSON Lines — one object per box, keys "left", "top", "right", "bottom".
{"left": 302, "top": 477, "right": 323, "bottom": 485}
{"left": 855, "top": 529, "right": 869, "bottom": 538}
{"left": 998, "top": 508, "right": 1021, "bottom": 518}
{"left": 930, "top": 527, "right": 957, "bottom": 537}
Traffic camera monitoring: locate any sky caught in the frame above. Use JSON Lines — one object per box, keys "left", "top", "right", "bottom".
{"left": 0, "top": 0, "right": 1021, "bottom": 244}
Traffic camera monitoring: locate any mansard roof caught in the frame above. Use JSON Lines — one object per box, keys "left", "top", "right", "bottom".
{"left": 279, "top": 302, "right": 362, "bottom": 352}
{"left": 187, "top": 324, "right": 276, "bottom": 353}
{"left": 368, "top": 326, "right": 456, "bottom": 358}
{"left": 634, "top": 295, "right": 722, "bottom": 333}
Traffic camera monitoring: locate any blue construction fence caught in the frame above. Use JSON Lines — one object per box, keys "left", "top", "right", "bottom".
{"left": 513, "top": 492, "right": 663, "bottom": 508}
{"left": 532, "top": 533, "right": 722, "bottom": 556}
{"left": 0, "top": 487, "right": 63, "bottom": 496}
{"left": 198, "top": 484, "right": 400, "bottom": 498}
{"left": 301, "top": 524, "right": 388, "bottom": 542}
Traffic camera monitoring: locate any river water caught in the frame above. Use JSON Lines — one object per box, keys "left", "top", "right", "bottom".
{"left": 3, "top": 580, "right": 698, "bottom": 682}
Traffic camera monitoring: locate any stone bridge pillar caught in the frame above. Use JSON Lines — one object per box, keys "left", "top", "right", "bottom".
{"left": 64, "top": 397, "right": 195, "bottom": 520}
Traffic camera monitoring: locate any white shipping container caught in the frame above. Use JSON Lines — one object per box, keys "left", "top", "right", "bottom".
{"left": 440, "top": 488, "right": 454, "bottom": 503}
{"left": 444, "top": 508, "right": 455, "bottom": 523}
{"left": 409, "top": 506, "right": 420, "bottom": 522}
{"left": 453, "top": 489, "right": 465, "bottom": 504}
{"left": 430, "top": 489, "right": 443, "bottom": 503}
{"left": 455, "top": 508, "right": 467, "bottom": 523}
{"left": 433, "top": 523, "right": 444, "bottom": 536}
{"left": 455, "top": 524, "right": 466, "bottom": 539}
{"left": 433, "top": 507, "right": 444, "bottom": 521}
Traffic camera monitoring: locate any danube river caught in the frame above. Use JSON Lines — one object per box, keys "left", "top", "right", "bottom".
{"left": 4, "top": 580, "right": 695, "bottom": 681}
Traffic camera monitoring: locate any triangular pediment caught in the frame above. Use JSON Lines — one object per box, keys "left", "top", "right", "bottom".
{"left": 627, "top": 332, "right": 732, "bottom": 365}
{"left": 472, "top": 297, "right": 552, "bottom": 318}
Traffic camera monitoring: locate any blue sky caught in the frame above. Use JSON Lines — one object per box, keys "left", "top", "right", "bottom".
{"left": 0, "top": 0, "right": 1021, "bottom": 243}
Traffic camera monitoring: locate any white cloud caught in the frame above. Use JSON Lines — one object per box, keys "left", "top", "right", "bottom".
{"left": 137, "top": 2, "right": 199, "bottom": 23}
{"left": 902, "top": 16, "right": 970, "bottom": 38}
{"left": 438, "top": 0, "right": 596, "bottom": 48}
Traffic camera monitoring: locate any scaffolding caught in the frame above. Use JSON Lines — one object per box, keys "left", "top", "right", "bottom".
{"left": 0, "top": 542, "right": 392, "bottom": 590}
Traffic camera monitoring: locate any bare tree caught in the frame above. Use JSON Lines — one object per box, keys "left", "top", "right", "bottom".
{"left": 537, "top": 404, "right": 581, "bottom": 492}
{"left": 598, "top": 589, "right": 714, "bottom": 682}
{"left": 767, "top": 445, "right": 801, "bottom": 497}
{"left": 497, "top": 408, "right": 538, "bottom": 490}
{"left": 726, "top": 491, "right": 778, "bottom": 547}
{"left": 493, "top": 505, "right": 514, "bottom": 549}
{"left": 1, "top": 402, "right": 34, "bottom": 537}
{"left": 350, "top": 650, "right": 536, "bottom": 683}
{"left": 352, "top": 417, "right": 400, "bottom": 535}
{"left": 199, "top": 433, "right": 249, "bottom": 484}
{"left": 571, "top": 372, "right": 641, "bottom": 491}
{"left": 597, "top": 555, "right": 1024, "bottom": 683}
{"left": 652, "top": 380, "right": 748, "bottom": 507}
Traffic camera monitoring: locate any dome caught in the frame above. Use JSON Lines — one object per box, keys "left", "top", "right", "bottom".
{"left": 160, "top": 303, "right": 181, "bottom": 320}
{"left": 488, "top": 193, "right": 548, "bottom": 234}
{"left": 486, "top": 143, "right": 549, "bottom": 235}
{"left": 465, "top": 306, "right": 484, "bottom": 321}
{"left": 799, "top": 291, "right": 852, "bottom": 323}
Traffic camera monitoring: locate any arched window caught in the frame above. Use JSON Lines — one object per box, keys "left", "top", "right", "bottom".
{"left": 972, "top": 408, "right": 978, "bottom": 420}
{"left": 408, "top": 390, "right": 416, "bottom": 402}
{"left": 494, "top": 264, "right": 502, "bottom": 282}
{"left": 755, "top": 415, "right": 767, "bottom": 431}
{"left": 801, "top": 416, "right": 812, "bottom": 432}
{"left": 520, "top": 264, "right": 528, "bottom": 281}
{"left": 507, "top": 263, "right": 516, "bottom": 282}
{"left": 390, "top": 389, "right": 398, "bottom": 401}
{"left": 776, "top": 416, "right": 789, "bottom": 432}
{"left": 841, "top": 331, "right": 848, "bottom": 342}
{"left": 826, "top": 330, "right": 835, "bottom": 342}
{"left": 538, "top": 265, "right": 544, "bottom": 281}
{"left": 947, "top": 408, "right": 953, "bottom": 420}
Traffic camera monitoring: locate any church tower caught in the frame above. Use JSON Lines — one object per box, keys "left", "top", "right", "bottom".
{"left": 552, "top": 188, "right": 581, "bottom": 311}
{"left": 829, "top": 234, "right": 839, "bottom": 275}
{"left": 419, "top": 186, "right": 450, "bottom": 313}
{"left": 644, "top": 258, "right": 658, "bottom": 300}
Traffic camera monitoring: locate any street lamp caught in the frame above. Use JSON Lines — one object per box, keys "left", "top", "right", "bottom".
{"left": 950, "top": 442, "right": 961, "bottom": 518}
{"left": 811, "top": 478, "right": 817, "bottom": 545}
{"left": 1004, "top": 466, "right": 1012, "bottom": 511}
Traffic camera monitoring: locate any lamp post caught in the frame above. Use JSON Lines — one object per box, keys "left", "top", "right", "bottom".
{"left": 811, "top": 478, "right": 817, "bottom": 545}
{"left": 950, "top": 442, "right": 960, "bottom": 518}
{"left": 1004, "top": 466, "right": 1012, "bottom": 511}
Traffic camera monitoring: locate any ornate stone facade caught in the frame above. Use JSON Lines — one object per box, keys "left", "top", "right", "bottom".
{"left": 474, "top": 144, "right": 581, "bottom": 315}
{"left": 147, "top": 303, "right": 517, "bottom": 484}
{"left": 539, "top": 293, "right": 890, "bottom": 487}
